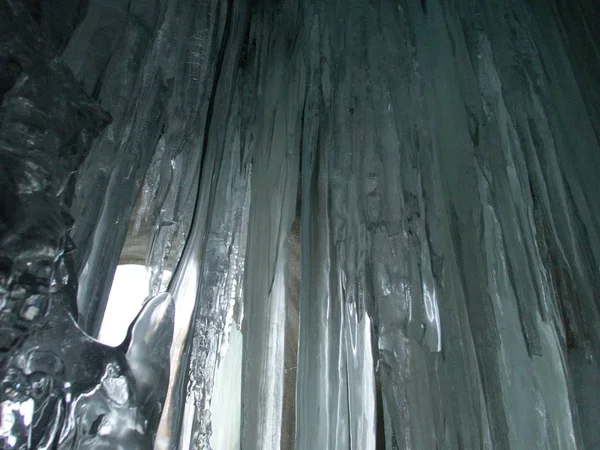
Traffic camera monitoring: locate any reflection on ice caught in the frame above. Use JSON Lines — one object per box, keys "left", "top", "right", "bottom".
{"left": 1, "top": 0, "right": 600, "bottom": 448}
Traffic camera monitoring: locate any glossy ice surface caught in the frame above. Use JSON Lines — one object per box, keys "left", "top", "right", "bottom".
{"left": 1, "top": 0, "right": 599, "bottom": 448}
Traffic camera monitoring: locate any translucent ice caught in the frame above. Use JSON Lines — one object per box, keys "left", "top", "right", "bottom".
{"left": 2, "top": 0, "right": 599, "bottom": 448}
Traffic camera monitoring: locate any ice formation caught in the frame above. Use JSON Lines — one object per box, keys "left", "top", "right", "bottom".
{"left": 1, "top": 0, "right": 599, "bottom": 448}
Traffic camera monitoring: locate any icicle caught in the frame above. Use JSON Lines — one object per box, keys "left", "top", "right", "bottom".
{"left": 2, "top": 0, "right": 600, "bottom": 448}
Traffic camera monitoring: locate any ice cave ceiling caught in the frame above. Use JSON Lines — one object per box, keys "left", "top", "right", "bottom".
{"left": 1, "top": 0, "right": 599, "bottom": 449}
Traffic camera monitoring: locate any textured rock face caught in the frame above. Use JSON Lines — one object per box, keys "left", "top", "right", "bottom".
{"left": 2, "top": 0, "right": 600, "bottom": 448}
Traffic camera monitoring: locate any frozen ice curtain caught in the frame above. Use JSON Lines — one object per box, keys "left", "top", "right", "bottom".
{"left": 1, "top": 0, "right": 599, "bottom": 448}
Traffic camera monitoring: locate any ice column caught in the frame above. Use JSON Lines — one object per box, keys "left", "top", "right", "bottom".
{"left": 296, "top": 0, "right": 599, "bottom": 448}
{"left": 238, "top": 2, "right": 305, "bottom": 448}
{"left": 153, "top": 1, "right": 250, "bottom": 448}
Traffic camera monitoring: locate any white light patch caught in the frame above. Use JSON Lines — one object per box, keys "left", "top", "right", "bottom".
{"left": 210, "top": 323, "right": 243, "bottom": 450}
{"left": 100, "top": 265, "right": 174, "bottom": 347}
{"left": 99, "top": 265, "right": 149, "bottom": 346}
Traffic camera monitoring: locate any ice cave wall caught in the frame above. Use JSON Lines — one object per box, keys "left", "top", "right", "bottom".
{"left": 1, "top": 0, "right": 599, "bottom": 449}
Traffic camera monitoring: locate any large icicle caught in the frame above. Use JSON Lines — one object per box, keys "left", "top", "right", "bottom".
{"left": 154, "top": 1, "right": 249, "bottom": 448}
{"left": 238, "top": 2, "right": 305, "bottom": 448}
{"left": 296, "top": 3, "right": 379, "bottom": 448}
{"left": 63, "top": 0, "right": 173, "bottom": 335}
{"left": 296, "top": 0, "right": 599, "bottom": 448}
